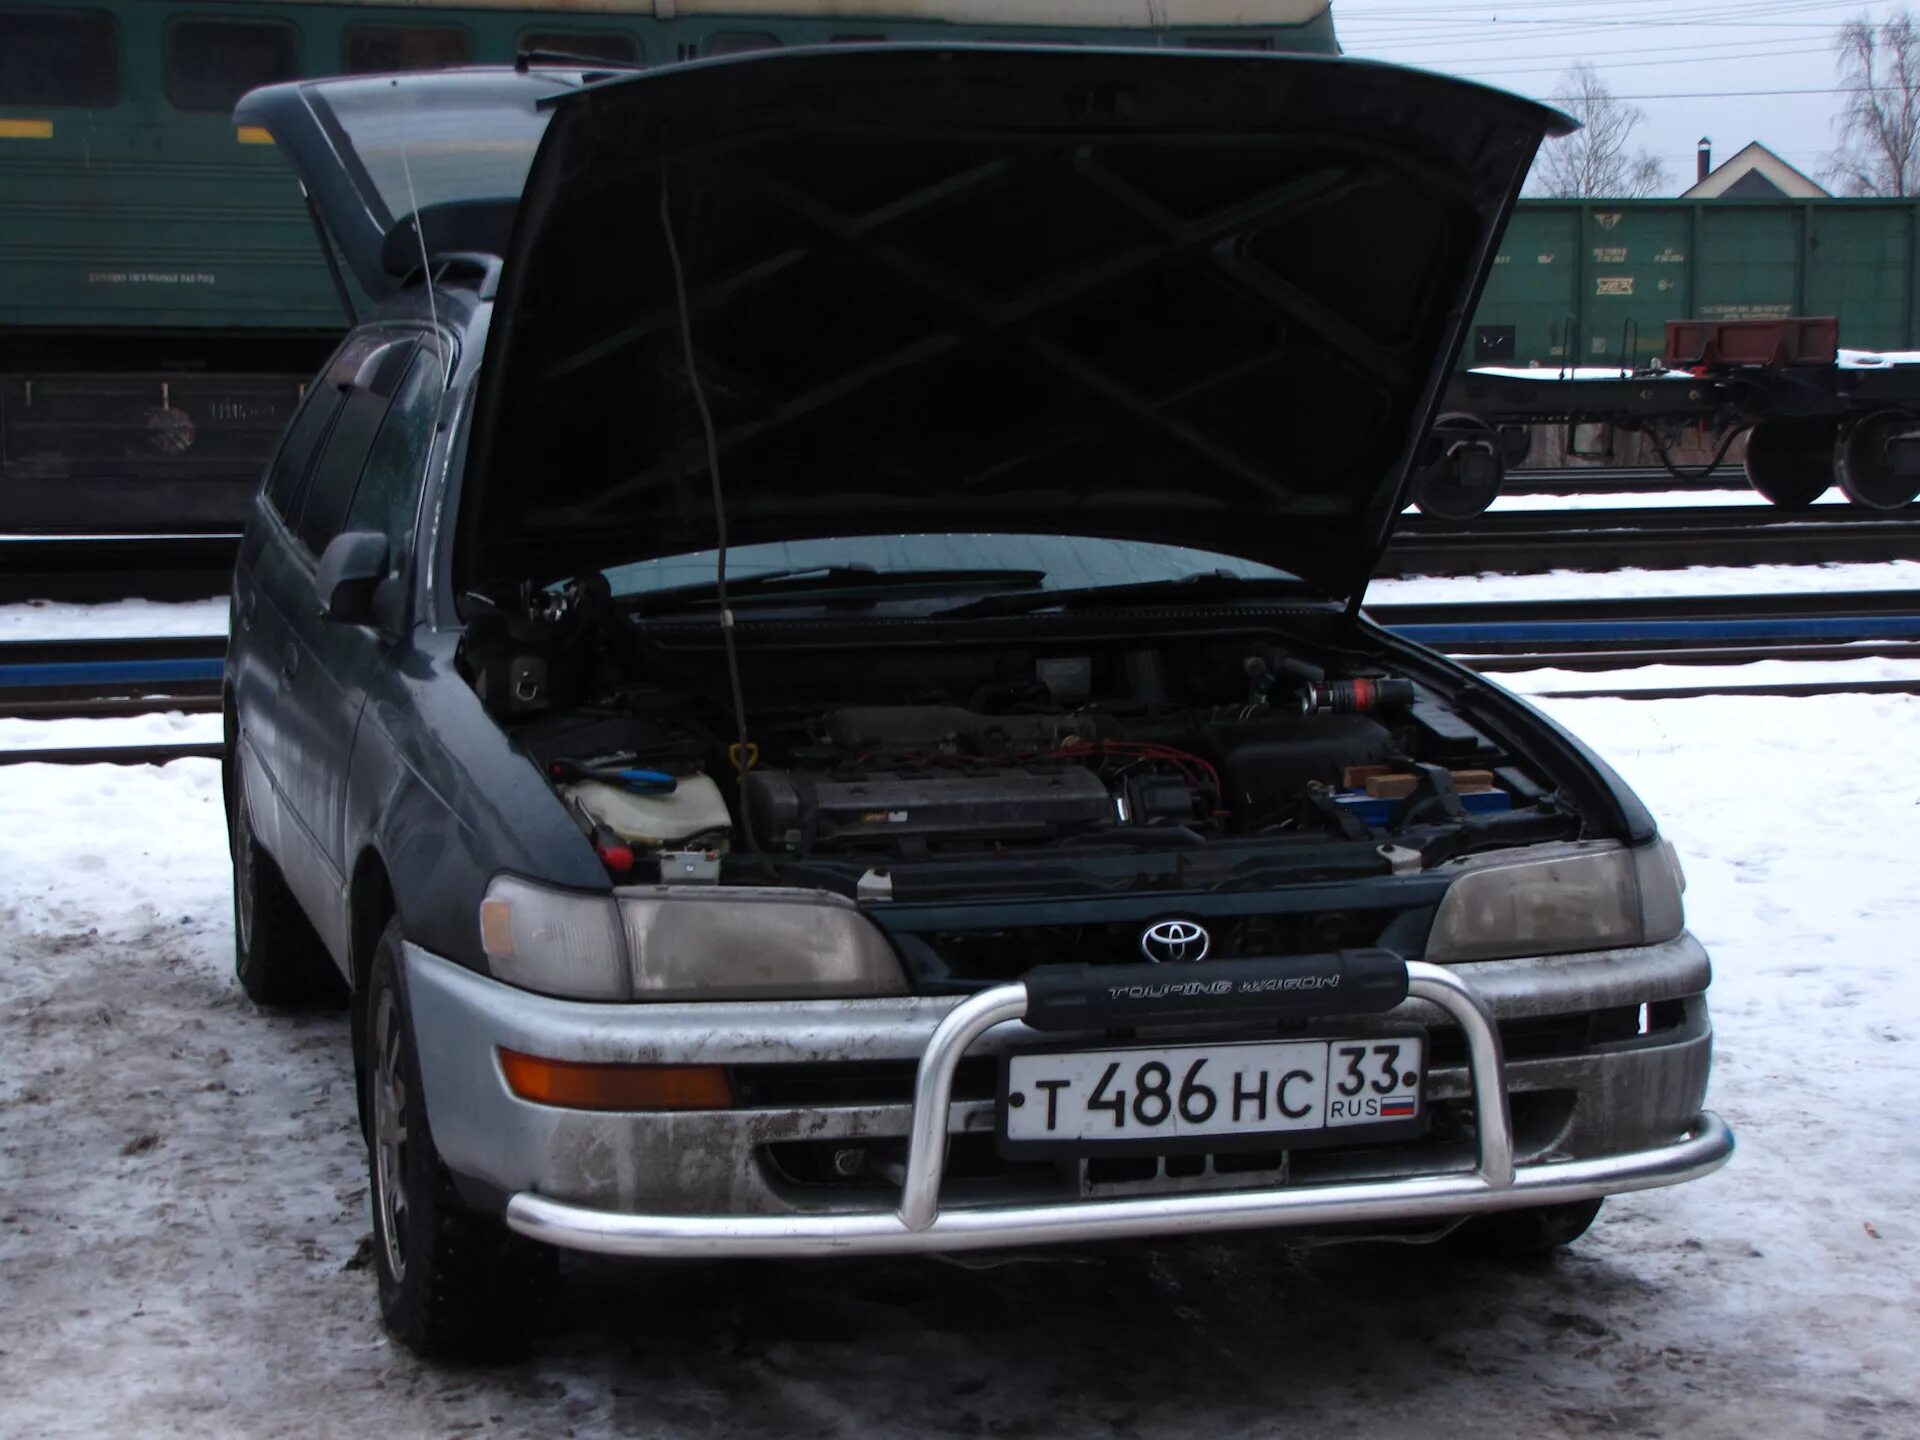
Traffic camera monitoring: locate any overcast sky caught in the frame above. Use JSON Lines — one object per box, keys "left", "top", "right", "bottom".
{"left": 1334, "top": 0, "right": 1911, "bottom": 193}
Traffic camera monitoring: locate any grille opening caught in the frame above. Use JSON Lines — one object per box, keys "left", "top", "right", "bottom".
{"left": 1215, "top": 1148, "right": 1288, "bottom": 1174}
{"left": 1087, "top": 1154, "right": 1160, "bottom": 1185}
{"left": 907, "top": 910, "right": 1397, "bottom": 982}
{"left": 730, "top": 1057, "right": 997, "bottom": 1108}
{"left": 758, "top": 1093, "right": 1574, "bottom": 1203}
{"left": 762, "top": 1133, "right": 1055, "bottom": 1189}
{"left": 1424, "top": 1002, "right": 1688, "bottom": 1067}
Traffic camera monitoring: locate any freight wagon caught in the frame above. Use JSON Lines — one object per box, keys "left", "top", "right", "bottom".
{"left": 1403, "top": 200, "right": 1920, "bottom": 518}
{"left": 1467, "top": 198, "right": 1920, "bottom": 371}
{"left": 0, "top": 0, "right": 1338, "bottom": 533}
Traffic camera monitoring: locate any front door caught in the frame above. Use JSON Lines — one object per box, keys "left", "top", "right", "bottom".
{"left": 255, "top": 330, "right": 421, "bottom": 959}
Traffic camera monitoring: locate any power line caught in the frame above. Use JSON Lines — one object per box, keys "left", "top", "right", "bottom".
{"left": 1459, "top": 43, "right": 1835, "bottom": 79}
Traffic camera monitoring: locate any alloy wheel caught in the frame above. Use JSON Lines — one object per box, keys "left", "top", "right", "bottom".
{"left": 372, "top": 987, "right": 412, "bottom": 1285}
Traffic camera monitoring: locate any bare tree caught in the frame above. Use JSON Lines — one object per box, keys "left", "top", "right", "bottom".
{"left": 1528, "top": 64, "right": 1670, "bottom": 198}
{"left": 1825, "top": 10, "right": 1920, "bottom": 196}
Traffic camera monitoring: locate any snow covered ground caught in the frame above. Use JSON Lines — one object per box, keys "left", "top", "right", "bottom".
{"left": 0, "top": 595, "right": 228, "bottom": 639}
{"left": 1480, "top": 487, "right": 1836, "bottom": 512}
{"left": 1368, "top": 558, "right": 1920, "bottom": 605}
{"left": 3, "top": 695, "right": 1918, "bottom": 1438}
{"left": 0, "top": 710, "right": 222, "bottom": 753}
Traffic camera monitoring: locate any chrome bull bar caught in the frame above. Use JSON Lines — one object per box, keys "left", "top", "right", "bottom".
{"left": 504, "top": 960, "right": 1732, "bottom": 1257}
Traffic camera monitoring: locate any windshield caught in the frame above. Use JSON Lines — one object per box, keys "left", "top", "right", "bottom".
{"left": 602, "top": 533, "right": 1297, "bottom": 599}
{"left": 314, "top": 72, "right": 564, "bottom": 226}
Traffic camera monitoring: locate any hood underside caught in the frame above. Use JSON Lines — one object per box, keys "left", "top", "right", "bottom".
{"left": 458, "top": 45, "right": 1569, "bottom": 600}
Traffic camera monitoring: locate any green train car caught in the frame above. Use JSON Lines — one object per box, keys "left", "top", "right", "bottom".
{"left": 0, "top": 0, "right": 1338, "bottom": 531}
{"left": 1468, "top": 198, "right": 1920, "bottom": 371}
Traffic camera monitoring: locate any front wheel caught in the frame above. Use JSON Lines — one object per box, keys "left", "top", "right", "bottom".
{"left": 364, "top": 920, "right": 553, "bottom": 1359}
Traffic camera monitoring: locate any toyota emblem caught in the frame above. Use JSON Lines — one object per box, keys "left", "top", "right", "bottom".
{"left": 1140, "top": 919, "right": 1210, "bottom": 964}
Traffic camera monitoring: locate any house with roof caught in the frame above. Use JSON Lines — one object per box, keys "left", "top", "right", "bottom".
{"left": 1683, "top": 139, "right": 1830, "bottom": 199}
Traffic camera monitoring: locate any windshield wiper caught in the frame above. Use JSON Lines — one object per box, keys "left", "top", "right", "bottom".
{"left": 626, "top": 565, "right": 1049, "bottom": 613}
{"left": 931, "top": 570, "right": 1326, "bottom": 620}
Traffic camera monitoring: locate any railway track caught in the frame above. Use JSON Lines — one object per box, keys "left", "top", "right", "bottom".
{"left": 4, "top": 591, "right": 1918, "bottom": 762}
{"left": 0, "top": 533, "right": 241, "bottom": 606}
{"left": 1381, "top": 503, "right": 1920, "bottom": 577}
{"left": 1501, "top": 465, "right": 1743, "bottom": 496}
{"left": 8, "top": 497, "right": 1920, "bottom": 605}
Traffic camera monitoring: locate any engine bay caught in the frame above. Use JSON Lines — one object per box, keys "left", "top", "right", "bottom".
{"left": 460, "top": 575, "right": 1574, "bottom": 880}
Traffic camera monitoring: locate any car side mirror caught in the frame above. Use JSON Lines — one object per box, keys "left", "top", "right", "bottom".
{"left": 314, "top": 530, "right": 390, "bottom": 625}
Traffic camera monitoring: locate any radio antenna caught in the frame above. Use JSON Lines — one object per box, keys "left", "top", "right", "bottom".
{"left": 660, "top": 168, "right": 761, "bottom": 854}
{"left": 397, "top": 101, "right": 441, "bottom": 349}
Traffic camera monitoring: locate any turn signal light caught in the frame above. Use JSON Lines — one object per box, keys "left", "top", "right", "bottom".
{"left": 497, "top": 1051, "right": 733, "bottom": 1112}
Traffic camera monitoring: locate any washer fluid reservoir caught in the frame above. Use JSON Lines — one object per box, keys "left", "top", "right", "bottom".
{"left": 561, "top": 773, "right": 733, "bottom": 849}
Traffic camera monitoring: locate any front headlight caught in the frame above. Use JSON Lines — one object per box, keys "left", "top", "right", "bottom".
{"left": 478, "top": 876, "right": 908, "bottom": 1001}
{"left": 1423, "top": 840, "right": 1685, "bottom": 964}
{"left": 479, "top": 874, "right": 628, "bottom": 1000}
{"left": 620, "top": 887, "right": 908, "bottom": 1000}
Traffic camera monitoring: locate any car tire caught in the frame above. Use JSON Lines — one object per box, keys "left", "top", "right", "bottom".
{"left": 229, "top": 759, "right": 343, "bottom": 1007}
{"left": 364, "top": 919, "right": 554, "bottom": 1360}
{"left": 1453, "top": 1197, "right": 1604, "bottom": 1259}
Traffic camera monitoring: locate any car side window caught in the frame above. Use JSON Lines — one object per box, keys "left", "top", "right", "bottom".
{"left": 264, "top": 331, "right": 389, "bottom": 524}
{"left": 343, "top": 345, "right": 447, "bottom": 565}
{"left": 263, "top": 381, "right": 343, "bottom": 521}
{"left": 288, "top": 337, "right": 418, "bottom": 557}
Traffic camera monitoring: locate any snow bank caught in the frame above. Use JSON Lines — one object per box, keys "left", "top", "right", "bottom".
{"left": 1371, "top": 557, "right": 1920, "bottom": 605}
{"left": 0, "top": 596, "right": 228, "bottom": 640}
{"left": 0, "top": 710, "right": 222, "bottom": 753}
{"left": 2, "top": 695, "right": 1918, "bottom": 1436}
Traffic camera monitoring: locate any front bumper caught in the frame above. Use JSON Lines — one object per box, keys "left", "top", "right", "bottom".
{"left": 403, "top": 939, "right": 1732, "bottom": 1258}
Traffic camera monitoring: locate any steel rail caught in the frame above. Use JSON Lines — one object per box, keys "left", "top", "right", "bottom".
{"left": 0, "top": 741, "right": 223, "bottom": 767}
{"left": 8, "top": 495, "right": 1920, "bottom": 603}
{"left": 1501, "top": 465, "right": 1743, "bottom": 496}
{"left": 7, "top": 590, "right": 1920, "bottom": 736}
{"left": 0, "top": 533, "right": 242, "bottom": 605}
{"left": 1382, "top": 510, "right": 1920, "bottom": 577}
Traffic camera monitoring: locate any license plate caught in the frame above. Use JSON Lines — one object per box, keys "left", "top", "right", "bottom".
{"left": 1000, "top": 1036, "right": 1425, "bottom": 1154}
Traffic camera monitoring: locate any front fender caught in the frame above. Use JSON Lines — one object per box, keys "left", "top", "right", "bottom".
{"left": 344, "top": 626, "right": 607, "bottom": 973}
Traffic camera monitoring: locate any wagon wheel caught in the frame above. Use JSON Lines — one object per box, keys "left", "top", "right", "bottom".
{"left": 1742, "top": 420, "right": 1835, "bottom": 508}
{"left": 1836, "top": 410, "right": 1920, "bottom": 510}
{"left": 1412, "top": 415, "right": 1506, "bottom": 520}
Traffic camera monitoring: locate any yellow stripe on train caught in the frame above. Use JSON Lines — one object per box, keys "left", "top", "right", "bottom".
{"left": 0, "top": 119, "right": 54, "bottom": 140}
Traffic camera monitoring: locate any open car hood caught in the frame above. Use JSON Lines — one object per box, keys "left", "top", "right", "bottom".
{"left": 281, "top": 48, "right": 1569, "bottom": 601}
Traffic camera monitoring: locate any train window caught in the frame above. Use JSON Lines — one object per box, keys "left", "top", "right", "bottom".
{"left": 0, "top": 9, "right": 120, "bottom": 108}
{"left": 518, "top": 29, "right": 640, "bottom": 64}
{"left": 707, "top": 33, "right": 780, "bottom": 56}
{"left": 166, "top": 20, "right": 299, "bottom": 112}
{"left": 342, "top": 25, "right": 472, "bottom": 74}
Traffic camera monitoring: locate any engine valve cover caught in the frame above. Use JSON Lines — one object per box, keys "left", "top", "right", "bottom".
{"left": 746, "top": 765, "right": 1113, "bottom": 849}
